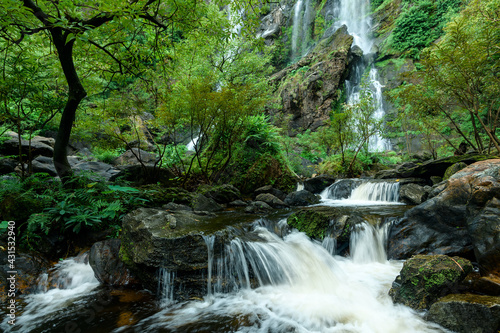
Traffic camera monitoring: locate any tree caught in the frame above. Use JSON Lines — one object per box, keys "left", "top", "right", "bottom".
{"left": 156, "top": 7, "right": 273, "bottom": 183}
{"left": 393, "top": 0, "right": 500, "bottom": 154}
{"left": 0, "top": 0, "right": 224, "bottom": 181}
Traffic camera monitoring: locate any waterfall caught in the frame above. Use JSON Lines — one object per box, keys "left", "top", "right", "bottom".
{"left": 295, "top": 182, "right": 304, "bottom": 191}
{"left": 334, "top": 0, "right": 392, "bottom": 151}
{"left": 291, "top": 0, "right": 312, "bottom": 60}
{"left": 350, "top": 222, "right": 391, "bottom": 263}
{"left": 186, "top": 135, "right": 199, "bottom": 151}
{"left": 2, "top": 256, "right": 100, "bottom": 332}
{"left": 320, "top": 179, "right": 401, "bottom": 205}
{"left": 158, "top": 268, "right": 176, "bottom": 306}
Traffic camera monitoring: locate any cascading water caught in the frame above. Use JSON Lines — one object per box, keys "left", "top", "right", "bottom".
{"left": 291, "top": 0, "right": 313, "bottom": 60}
{"left": 0, "top": 255, "right": 99, "bottom": 333}
{"left": 130, "top": 222, "right": 448, "bottom": 333}
{"left": 320, "top": 179, "right": 402, "bottom": 205}
{"left": 158, "top": 268, "right": 176, "bottom": 306}
{"left": 334, "top": 0, "right": 392, "bottom": 152}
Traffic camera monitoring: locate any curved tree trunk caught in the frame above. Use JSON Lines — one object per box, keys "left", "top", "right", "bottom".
{"left": 50, "top": 31, "right": 87, "bottom": 182}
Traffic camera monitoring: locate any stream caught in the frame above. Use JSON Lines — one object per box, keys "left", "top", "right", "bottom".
{"left": 0, "top": 180, "right": 451, "bottom": 333}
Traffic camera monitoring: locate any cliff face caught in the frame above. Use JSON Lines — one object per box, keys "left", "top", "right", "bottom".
{"left": 269, "top": 25, "right": 354, "bottom": 134}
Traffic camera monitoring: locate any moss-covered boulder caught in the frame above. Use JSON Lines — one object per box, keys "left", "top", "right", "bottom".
{"left": 427, "top": 294, "right": 500, "bottom": 333}
{"left": 119, "top": 207, "right": 254, "bottom": 300}
{"left": 140, "top": 186, "right": 195, "bottom": 207}
{"left": 196, "top": 184, "right": 242, "bottom": 204}
{"left": 443, "top": 162, "right": 468, "bottom": 180}
{"left": 389, "top": 254, "right": 473, "bottom": 310}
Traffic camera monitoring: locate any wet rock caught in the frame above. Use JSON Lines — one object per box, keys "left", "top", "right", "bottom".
{"left": 426, "top": 294, "right": 500, "bottom": 333}
{"left": 197, "top": 184, "right": 242, "bottom": 204}
{"left": 228, "top": 200, "right": 248, "bottom": 207}
{"left": 191, "top": 193, "right": 223, "bottom": 212}
{"left": 254, "top": 185, "right": 286, "bottom": 201}
{"left": 389, "top": 254, "right": 473, "bottom": 310}
{"left": 112, "top": 148, "right": 158, "bottom": 166}
{"left": 284, "top": 190, "right": 320, "bottom": 206}
{"left": 467, "top": 198, "right": 500, "bottom": 277}
{"left": 120, "top": 208, "right": 244, "bottom": 300}
{"left": 244, "top": 201, "right": 273, "bottom": 213}
{"left": 303, "top": 175, "right": 336, "bottom": 193}
{"left": 399, "top": 183, "right": 428, "bottom": 205}
{"left": 322, "top": 179, "right": 360, "bottom": 199}
{"left": 89, "top": 239, "right": 139, "bottom": 286}
{"left": 0, "top": 244, "right": 51, "bottom": 303}
{"left": 443, "top": 162, "right": 467, "bottom": 180}
{"left": 255, "top": 193, "right": 288, "bottom": 208}
{"left": 388, "top": 159, "right": 500, "bottom": 260}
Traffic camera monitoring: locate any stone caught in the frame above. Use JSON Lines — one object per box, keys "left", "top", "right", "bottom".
{"left": 119, "top": 208, "right": 245, "bottom": 300}
{"left": 0, "top": 137, "right": 54, "bottom": 158}
{"left": 89, "top": 239, "right": 139, "bottom": 286}
{"left": 388, "top": 159, "right": 500, "bottom": 260}
{"left": 284, "top": 190, "right": 321, "bottom": 206}
{"left": 443, "top": 162, "right": 468, "bottom": 180}
{"left": 112, "top": 148, "right": 158, "bottom": 166}
{"left": 255, "top": 193, "right": 288, "bottom": 208}
{"left": 303, "top": 175, "right": 336, "bottom": 193}
{"left": 228, "top": 200, "right": 248, "bottom": 207}
{"left": 0, "top": 158, "right": 17, "bottom": 175}
{"left": 191, "top": 193, "right": 223, "bottom": 212}
{"left": 109, "top": 164, "right": 177, "bottom": 186}
{"left": 244, "top": 201, "right": 273, "bottom": 213}
{"left": 322, "top": 179, "right": 360, "bottom": 199}
{"left": 399, "top": 183, "right": 428, "bottom": 205}
{"left": 389, "top": 254, "right": 473, "bottom": 310}
{"left": 427, "top": 294, "right": 500, "bottom": 333}
{"left": 467, "top": 198, "right": 500, "bottom": 277}
{"left": 162, "top": 202, "right": 193, "bottom": 212}
{"left": 254, "top": 185, "right": 286, "bottom": 201}
{"left": 197, "top": 184, "right": 242, "bottom": 204}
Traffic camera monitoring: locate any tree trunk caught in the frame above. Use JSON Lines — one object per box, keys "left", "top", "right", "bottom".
{"left": 50, "top": 31, "right": 87, "bottom": 182}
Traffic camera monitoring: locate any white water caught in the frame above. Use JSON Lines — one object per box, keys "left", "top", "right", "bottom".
{"left": 334, "top": 0, "right": 392, "bottom": 152}
{"left": 291, "top": 0, "right": 313, "bottom": 60}
{"left": 158, "top": 268, "right": 176, "bottom": 306}
{"left": 320, "top": 180, "right": 402, "bottom": 206}
{"left": 186, "top": 135, "right": 199, "bottom": 151}
{"left": 0, "top": 255, "right": 100, "bottom": 332}
{"left": 296, "top": 182, "right": 305, "bottom": 191}
{"left": 129, "top": 225, "right": 447, "bottom": 333}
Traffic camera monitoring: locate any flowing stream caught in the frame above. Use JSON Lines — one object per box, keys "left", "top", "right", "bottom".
{"left": 320, "top": 179, "right": 402, "bottom": 206}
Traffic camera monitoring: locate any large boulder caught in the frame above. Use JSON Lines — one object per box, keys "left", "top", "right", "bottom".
{"left": 0, "top": 134, "right": 54, "bottom": 158}
{"left": 255, "top": 193, "right": 288, "bottom": 208}
{"left": 303, "top": 175, "right": 336, "bottom": 193}
{"left": 443, "top": 162, "right": 467, "bottom": 180}
{"left": 119, "top": 208, "right": 253, "bottom": 300}
{"left": 322, "top": 179, "right": 360, "bottom": 199}
{"left": 0, "top": 158, "right": 17, "bottom": 175}
{"left": 284, "top": 190, "right": 320, "bottom": 206}
{"left": 388, "top": 159, "right": 500, "bottom": 261}
{"left": 191, "top": 193, "right": 223, "bottom": 212}
{"left": 89, "top": 239, "right": 138, "bottom": 286}
{"left": 427, "top": 294, "right": 500, "bottom": 333}
{"left": 254, "top": 185, "right": 286, "bottom": 201}
{"left": 389, "top": 254, "right": 473, "bottom": 310}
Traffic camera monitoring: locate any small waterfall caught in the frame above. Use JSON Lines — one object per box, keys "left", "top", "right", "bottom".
{"left": 321, "top": 236, "right": 337, "bottom": 255}
{"left": 296, "top": 182, "right": 304, "bottom": 191}
{"left": 350, "top": 222, "right": 391, "bottom": 263}
{"left": 186, "top": 135, "right": 199, "bottom": 151}
{"left": 349, "top": 181, "right": 400, "bottom": 202}
{"left": 1, "top": 256, "right": 100, "bottom": 332}
{"left": 203, "top": 235, "right": 216, "bottom": 297}
{"left": 158, "top": 268, "right": 176, "bottom": 306}
{"left": 321, "top": 179, "right": 401, "bottom": 205}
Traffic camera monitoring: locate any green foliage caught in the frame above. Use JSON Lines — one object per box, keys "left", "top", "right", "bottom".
{"left": 93, "top": 147, "right": 125, "bottom": 164}
{"left": 391, "top": 0, "right": 464, "bottom": 57}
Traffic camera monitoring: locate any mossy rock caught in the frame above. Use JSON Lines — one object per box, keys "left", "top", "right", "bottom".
{"left": 390, "top": 254, "right": 473, "bottom": 310}
{"left": 0, "top": 193, "right": 48, "bottom": 222}
{"left": 238, "top": 154, "right": 297, "bottom": 195}
{"left": 140, "top": 185, "right": 194, "bottom": 206}
{"left": 288, "top": 209, "right": 331, "bottom": 239}
{"left": 443, "top": 162, "right": 467, "bottom": 180}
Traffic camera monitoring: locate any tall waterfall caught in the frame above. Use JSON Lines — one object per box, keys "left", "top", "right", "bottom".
{"left": 291, "top": 0, "right": 313, "bottom": 60}
{"left": 334, "top": 0, "right": 392, "bottom": 151}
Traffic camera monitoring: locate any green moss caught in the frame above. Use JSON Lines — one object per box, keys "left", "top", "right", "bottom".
{"left": 288, "top": 210, "right": 330, "bottom": 239}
